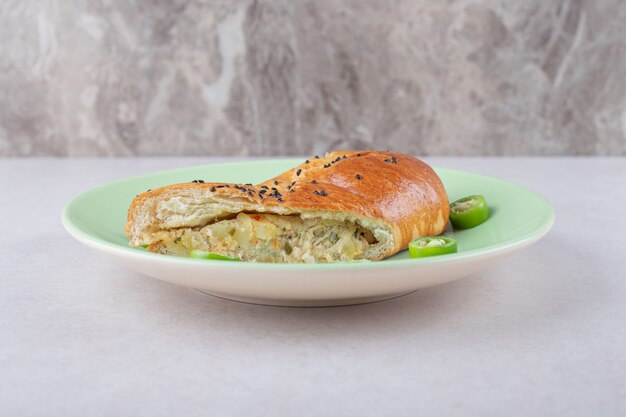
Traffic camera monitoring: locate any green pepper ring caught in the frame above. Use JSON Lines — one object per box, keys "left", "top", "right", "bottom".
{"left": 449, "top": 195, "right": 490, "bottom": 229}
{"left": 408, "top": 237, "right": 458, "bottom": 258}
{"left": 189, "top": 250, "right": 241, "bottom": 261}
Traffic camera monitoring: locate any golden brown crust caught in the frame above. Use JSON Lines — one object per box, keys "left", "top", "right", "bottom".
{"left": 126, "top": 150, "right": 449, "bottom": 259}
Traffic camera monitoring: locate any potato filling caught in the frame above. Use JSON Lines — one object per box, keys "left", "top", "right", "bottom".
{"left": 150, "top": 213, "right": 379, "bottom": 263}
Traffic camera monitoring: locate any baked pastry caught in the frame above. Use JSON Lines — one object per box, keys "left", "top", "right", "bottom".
{"left": 125, "top": 151, "right": 449, "bottom": 263}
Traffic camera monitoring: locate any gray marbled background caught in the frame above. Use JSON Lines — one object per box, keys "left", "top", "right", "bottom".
{"left": 1, "top": 0, "right": 625, "bottom": 156}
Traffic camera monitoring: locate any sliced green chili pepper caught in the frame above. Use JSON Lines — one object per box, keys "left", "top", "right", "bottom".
{"left": 408, "top": 237, "right": 457, "bottom": 258}
{"left": 189, "top": 250, "right": 240, "bottom": 261}
{"left": 449, "top": 195, "right": 489, "bottom": 229}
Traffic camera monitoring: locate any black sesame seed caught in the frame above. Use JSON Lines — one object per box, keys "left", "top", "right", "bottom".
{"left": 320, "top": 190, "right": 327, "bottom": 196}
{"left": 261, "top": 185, "right": 268, "bottom": 189}
{"left": 147, "top": 189, "right": 151, "bottom": 192}
{"left": 384, "top": 159, "right": 390, "bottom": 163}
{"left": 287, "top": 185, "right": 291, "bottom": 190}
{"left": 334, "top": 157, "right": 341, "bottom": 163}
{"left": 323, "top": 164, "right": 330, "bottom": 168}
{"left": 274, "top": 180, "right": 279, "bottom": 185}
{"left": 259, "top": 189, "right": 267, "bottom": 194}
{"left": 277, "top": 198, "right": 283, "bottom": 202}
{"left": 245, "top": 183, "right": 252, "bottom": 186}
{"left": 355, "top": 174, "right": 362, "bottom": 180}
{"left": 291, "top": 181, "right": 296, "bottom": 186}
{"left": 296, "top": 169, "right": 302, "bottom": 176}
{"left": 356, "top": 153, "right": 361, "bottom": 157}
{"left": 342, "top": 155, "right": 347, "bottom": 159}
{"left": 311, "top": 180, "right": 317, "bottom": 184}
{"left": 314, "top": 155, "right": 319, "bottom": 159}
{"left": 271, "top": 187, "right": 277, "bottom": 191}
{"left": 305, "top": 160, "right": 310, "bottom": 164}
{"left": 210, "top": 187, "right": 216, "bottom": 192}
{"left": 289, "top": 189, "right": 295, "bottom": 192}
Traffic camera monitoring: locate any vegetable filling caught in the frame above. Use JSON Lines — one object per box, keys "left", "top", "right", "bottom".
{"left": 149, "top": 213, "right": 379, "bottom": 263}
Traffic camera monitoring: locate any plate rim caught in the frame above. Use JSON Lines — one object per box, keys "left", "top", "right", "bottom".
{"left": 61, "top": 159, "right": 556, "bottom": 271}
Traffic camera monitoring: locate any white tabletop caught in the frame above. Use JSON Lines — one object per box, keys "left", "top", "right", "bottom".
{"left": 1, "top": 157, "right": 625, "bottom": 417}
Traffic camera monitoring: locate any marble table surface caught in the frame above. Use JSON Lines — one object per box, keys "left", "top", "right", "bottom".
{"left": 1, "top": 157, "right": 625, "bottom": 417}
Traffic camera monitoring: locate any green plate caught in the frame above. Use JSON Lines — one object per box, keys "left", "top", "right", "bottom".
{"left": 62, "top": 159, "right": 555, "bottom": 306}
